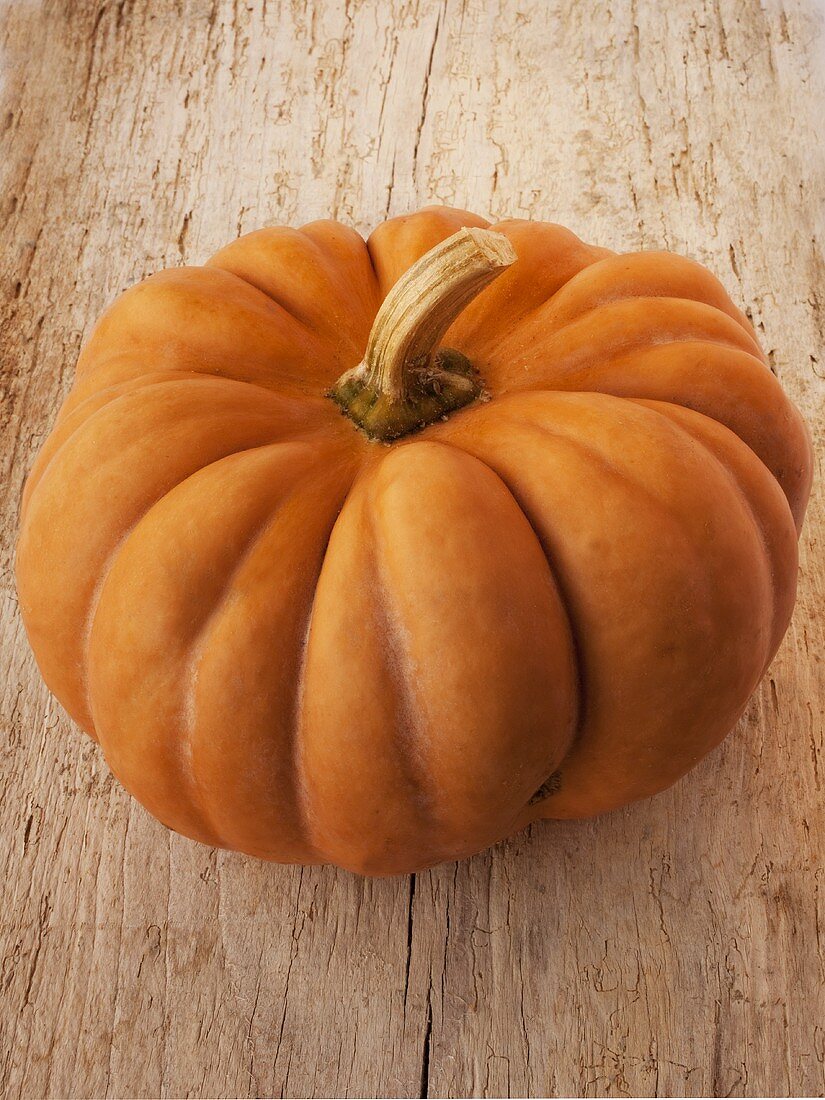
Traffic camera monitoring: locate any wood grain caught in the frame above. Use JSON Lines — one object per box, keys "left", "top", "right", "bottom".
{"left": 1, "top": 1, "right": 823, "bottom": 1096}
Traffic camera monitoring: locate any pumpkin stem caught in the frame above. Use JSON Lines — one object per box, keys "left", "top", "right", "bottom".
{"left": 329, "top": 227, "right": 516, "bottom": 442}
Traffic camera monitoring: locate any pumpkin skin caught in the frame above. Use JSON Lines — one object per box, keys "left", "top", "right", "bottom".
{"left": 16, "top": 206, "right": 812, "bottom": 875}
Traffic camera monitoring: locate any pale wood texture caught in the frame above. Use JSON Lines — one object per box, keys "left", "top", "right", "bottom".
{"left": 1, "top": 1, "right": 823, "bottom": 1097}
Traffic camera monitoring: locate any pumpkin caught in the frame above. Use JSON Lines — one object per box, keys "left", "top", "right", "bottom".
{"left": 16, "top": 206, "right": 812, "bottom": 875}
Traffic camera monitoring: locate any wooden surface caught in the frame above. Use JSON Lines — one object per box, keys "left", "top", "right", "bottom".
{"left": 1, "top": 1, "right": 823, "bottom": 1096}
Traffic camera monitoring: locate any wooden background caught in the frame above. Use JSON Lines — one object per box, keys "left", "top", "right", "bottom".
{"left": 1, "top": 1, "right": 823, "bottom": 1097}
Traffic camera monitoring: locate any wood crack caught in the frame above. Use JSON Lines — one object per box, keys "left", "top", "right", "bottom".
{"left": 412, "top": 6, "right": 442, "bottom": 182}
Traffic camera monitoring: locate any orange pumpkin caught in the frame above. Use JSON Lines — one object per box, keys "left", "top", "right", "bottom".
{"left": 16, "top": 206, "right": 812, "bottom": 875}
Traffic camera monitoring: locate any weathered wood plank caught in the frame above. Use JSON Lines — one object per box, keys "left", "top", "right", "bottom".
{"left": 1, "top": 1, "right": 822, "bottom": 1097}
